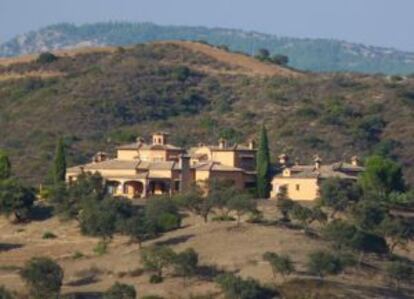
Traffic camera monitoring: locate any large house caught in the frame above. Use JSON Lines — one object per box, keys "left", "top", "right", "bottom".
{"left": 270, "top": 155, "right": 364, "bottom": 201}
{"left": 66, "top": 132, "right": 256, "bottom": 198}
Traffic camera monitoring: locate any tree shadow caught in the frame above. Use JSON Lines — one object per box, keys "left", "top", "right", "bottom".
{"left": 196, "top": 264, "right": 230, "bottom": 281}
{"left": 30, "top": 204, "right": 54, "bottom": 221}
{"left": 66, "top": 276, "right": 100, "bottom": 287}
{"left": 0, "top": 243, "right": 24, "bottom": 252}
{"left": 154, "top": 234, "right": 194, "bottom": 246}
{"left": 62, "top": 292, "right": 103, "bottom": 299}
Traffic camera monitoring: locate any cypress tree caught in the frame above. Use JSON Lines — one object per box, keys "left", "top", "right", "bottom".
{"left": 53, "top": 138, "right": 66, "bottom": 184}
{"left": 0, "top": 150, "right": 11, "bottom": 181}
{"left": 256, "top": 125, "right": 271, "bottom": 198}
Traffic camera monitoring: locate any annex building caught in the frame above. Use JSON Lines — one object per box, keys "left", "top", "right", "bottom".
{"left": 270, "top": 154, "right": 364, "bottom": 201}
{"left": 66, "top": 132, "right": 256, "bottom": 198}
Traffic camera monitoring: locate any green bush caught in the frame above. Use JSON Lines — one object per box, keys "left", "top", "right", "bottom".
{"left": 42, "top": 231, "right": 57, "bottom": 239}
{"left": 216, "top": 273, "right": 274, "bottom": 299}
{"left": 149, "top": 274, "right": 163, "bottom": 284}
{"left": 36, "top": 52, "right": 58, "bottom": 64}
{"left": 20, "top": 257, "right": 64, "bottom": 299}
{"left": 104, "top": 282, "right": 137, "bottom": 299}
{"left": 93, "top": 240, "right": 109, "bottom": 256}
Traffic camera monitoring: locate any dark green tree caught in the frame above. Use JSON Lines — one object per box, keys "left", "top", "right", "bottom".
{"left": 216, "top": 273, "right": 273, "bottom": 299}
{"left": 173, "top": 248, "right": 199, "bottom": 279}
{"left": 104, "top": 282, "right": 137, "bottom": 299}
{"left": 0, "top": 150, "right": 11, "bottom": 181}
{"left": 122, "top": 212, "right": 156, "bottom": 248}
{"left": 323, "top": 220, "right": 357, "bottom": 250}
{"left": 256, "top": 125, "right": 271, "bottom": 198}
{"left": 271, "top": 54, "right": 289, "bottom": 66}
{"left": 263, "top": 252, "right": 295, "bottom": 280}
{"left": 174, "top": 185, "right": 214, "bottom": 222}
{"left": 307, "top": 250, "right": 344, "bottom": 281}
{"left": 359, "top": 155, "right": 405, "bottom": 199}
{"left": 36, "top": 52, "right": 58, "bottom": 64}
{"left": 53, "top": 138, "right": 66, "bottom": 185}
{"left": 140, "top": 245, "right": 176, "bottom": 279}
{"left": 227, "top": 194, "right": 257, "bottom": 226}
{"left": 349, "top": 230, "right": 388, "bottom": 265}
{"left": 319, "top": 178, "right": 361, "bottom": 218}
{"left": 379, "top": 216, "right": 413, "bottom": 254}
{"left": 20, "top": 257, "right": 63, "bottom": 299}
{"left": 0, "top": 179, "right": 35, "bottom": 222}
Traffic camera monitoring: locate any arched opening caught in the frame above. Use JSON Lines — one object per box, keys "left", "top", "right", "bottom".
{"left": 149, "top": 180, "right": 170, "bottom": 195}
{"left": 107, "top": 181, "right": 121, "bottom": 195}
{"left": 124, "top": 181, "right": 145, "bottom": 198}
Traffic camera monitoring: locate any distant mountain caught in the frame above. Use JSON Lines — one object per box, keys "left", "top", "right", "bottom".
{"left": 2, "top": 22, "right": 414, "bottom": 75}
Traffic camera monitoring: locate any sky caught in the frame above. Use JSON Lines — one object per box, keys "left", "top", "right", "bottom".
{"left": 1, "top": 0, "right": 414, "bottom": 51}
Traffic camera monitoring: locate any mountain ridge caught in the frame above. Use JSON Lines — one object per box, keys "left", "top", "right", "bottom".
{"left": 2, "top": 22, "right": 414, "bottom": 74}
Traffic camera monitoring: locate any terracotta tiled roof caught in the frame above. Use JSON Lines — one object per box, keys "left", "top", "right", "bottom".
{"left": 277, "top": 162, "right": 364, "bottom": 180}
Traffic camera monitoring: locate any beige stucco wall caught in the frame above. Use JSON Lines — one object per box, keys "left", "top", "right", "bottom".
{"left": 117, "top": 150, "right": 138, "bottom": 160}
{"left": 148, "top": 169, "right": 172, "bottom": 179}
{"left": 271, "top": 177, "right": 319, "bottom": 201}
{"left": 211, "top": 151, "right": 235, "bottom": 167}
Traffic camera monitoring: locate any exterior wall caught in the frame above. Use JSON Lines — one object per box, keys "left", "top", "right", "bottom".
{"left": 234, "top": 150, "right": 256, "bottom": 170}
{"left": 117, "top": 150, "right": 138, "bottom": 160}
{"left": 139, "top": 149, "right": 166, "bottom": 161}
{"left": 166, "top": 149, "right": 183, "bottom": 162}
{"left": 148, "top": 169, "right": 172, "bottom": 179}
{"left": 271, "top": 177, "right": 319, "bottom": 201}
{"left": 211, "top": 151, "right": 235, "bottom": 167}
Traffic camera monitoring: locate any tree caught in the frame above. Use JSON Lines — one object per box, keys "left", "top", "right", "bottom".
{"left": 52, "top": 138, "right": 66, "bottom": 185}
{"left": 319, "top": 178, "right": 361, "bottom": 219}
{"left": 0, "top": 179, "right": 35, "bottom": 222}
{"left": 323, "top": 220, "right": 357, "bottom": 250}
{"left": 20, "top": 257, "right": 63, "bottom": 299}
{"left": 122, "top": 212, "right": 155, "bottom": 248}
{"left": 271, "top": 54, "right": 289, "bottom": 66}
{"left": 290, "top": 204, "right": 314, "bottom": 231}
{"left": 276, "top": 195, "right": 296, "bottom": 222}
{"left": 208, "top": 179, "right": 237, "bottom": 217}
{"left": 216, "top": 273, "right": 273, "bottom": 299}
{"left": 359, "top": 155, "right": 405, "bottom": 199}
{"left": 349, "top": 230, "right": 388, "bottom": 265}
{"left": 379, "top": 216, "right": 412, "bottom": 254}
{"left": 263, "top": 252, "right": 295, "bottom": 280}
{"left": 255, "top": 48, "right": 270, "bottom": 61}
{"left": 36, "top": 52, "right": 58, "bottom": 64}
{"left": 145, "top": 196, "right": 181, "bottom": 232}
{"left": 256, "top": 125, "right": 271, "bottom": 198}
{"left": 0, "top": 150, "right": 11, "bottom": 181}
{"left": 386, "top": 261, "right": 413, "bottom": 290}
{"left": 104, "top": 282, "right": 137, "bottom": 299}
{"left": 174, "top": 186, "right": 214, "bottom": 222}
{"left": 173, "top": 248, "right": 199, "bottom": 279}
{"left": 140, "top": 245, "right": 176, "bottom": 279}
{"left": 307, "top": 250, "right": 344, "bottom": 281}
{"left": 227, "top": 194, "right": 257, "bottom": 226}
{"left": 351, "top": 200, "right": 387, "bottom": 231}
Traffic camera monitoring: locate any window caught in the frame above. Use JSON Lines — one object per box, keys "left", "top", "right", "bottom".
{"left": 295, "top": 184, "right": 300, "bottom": 191}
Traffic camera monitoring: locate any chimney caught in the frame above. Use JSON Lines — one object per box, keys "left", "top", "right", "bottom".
{"left": 136, "top": 136, "right": 145, "bottom": 144}
{"left": 218, "top": 138, "right": 227, "bottom": 149}
{"left": 314, "top": 155, "right": 322, "bottom": 170}
{"left": 179, "top": 154, "right": 191, "bottom": 192}
{"left": 351, "top": 155, "right": 360, "bottom": 166}
{"left": 92, "top": 152, "right": 108, "bottom": 163}
{"left": 248, "top": 139, "right": 256, "bottom": 150}
{"left": 152, "top": 132, "right": 168, "bottom": 145}
{"left": 279, "top": 154, "right": 289, "bottom": 166}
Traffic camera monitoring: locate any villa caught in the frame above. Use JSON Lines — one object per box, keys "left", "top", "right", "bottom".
{"left": 66, "top": 132, "right": 257, "bottom": 198}
{"left": 270, "top": 154, "right": 364, "bottom": 201}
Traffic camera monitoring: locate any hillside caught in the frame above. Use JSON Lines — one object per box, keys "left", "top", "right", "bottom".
{"left": 1, "top": 202, "right": 413, "bottom": 298}
{"left": 2, "top": 22, "right": 414, "bottom": 74}
{"left": 0, "top": 41, "right": 414, "bottom": 186}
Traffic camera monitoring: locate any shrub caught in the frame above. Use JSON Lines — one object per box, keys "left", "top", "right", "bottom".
{"left": 149, "top": 274, "right": 163, "bottom": 284}
{"left": 0, "top": 178, "right": 35, "bottom": 222}
{"left": 173, "top": 248, "right": 199, "bottom": 279}
{"left": 36, "top": 52, "right": 58, "bottom": 64}
{"left": 42, "top": 231, "right": 57, "bottom": 239}
{"left": 145, "top": 197, "right": 181, "bottom": 232}
{"left": 140, "top": 246, "right": 176, "bottom": 278}
{"left": 20, "top": 257, "right": 64, "bottom": 299}
{"left": 216, "top": 273, "right": 274, "bottom": 299}
{"left": 104, "top": 282, "right": 137, "bottom": 299}
{"left": 263, "top": 252, "right": 295, "bottom": 280}
{"left": 307, "top": 251, "right": 344, "bottom": 280}
{"left": 93, "top": 240, "right": 109, "bottom": 256}
{"left": 72, "top": 251, "right": 84, "bottom": 260}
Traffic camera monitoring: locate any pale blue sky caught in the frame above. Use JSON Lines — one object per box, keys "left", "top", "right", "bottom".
{"left": 1, "top": 0, "right": 413, "bottom": 51}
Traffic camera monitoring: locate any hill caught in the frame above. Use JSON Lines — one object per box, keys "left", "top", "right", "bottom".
{"left": 2, "top": 22, "right": 414, "bottom": 75}
{"left": 0, "top": 41, "right": 414, "bottom": 186}
{"left": 1, "top": 202, "right": 413, "bottom": 298}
